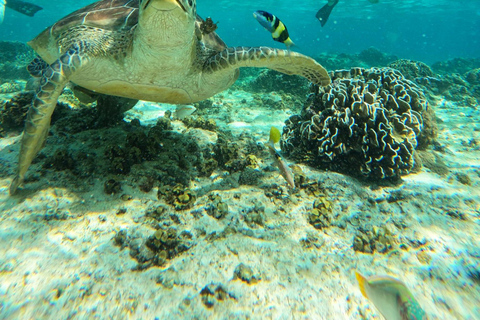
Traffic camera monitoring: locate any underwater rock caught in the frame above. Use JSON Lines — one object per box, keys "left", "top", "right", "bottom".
{"left": 307, "top": 197, "right": 334, "bottom": 230}
{"left": 0, "top": 81, "right": 24, "bottom": 93}
{"left": 388, "top": 59, "right": 434, "bottom": 80}
{"left": 415, "top": 150, "right": 449, "bottom": 176}
{"left": 158, "top": 184, "right": 196, "bottom": 211}
{"left": 0, "top": 92, "right": 33, "bottom": 135}
{"left": 182, "top": 116, "right": 217, "bottom": 131}
{"left": 138, "top": 227, "right": 194, "bottom": 267}
{"left": 238, "top": 167, "right": 263, "bottom": 186}
{"left": 102, "top": 119, "right": 213, "bottom": 185}
{"left": 205, "top": 194, "right": 229, "bottom": 219}
{"left": 357, "top": 47, "right": 397, "bottom": 67}
{"left": 0, "top": 41, "right": 36, "bottom": 81}
{"left": 455, "top": 172, "right": 472, "bottom": 185}
{"left": 113, "top": 229, "right": 129, "bottom": 249}
{"left": 300, "top": 232, "right": 325, "bottom": 249}
{"left": 199, "top": 283, "right": 235, "bottom": 308}
{"left": 353, "top": 225, "right": 395, "bottom": 254}
{"left": 214, "top": 132, "right": 262, "bottom": 173}
{"left": 465, "top": 68, "right": 480, "bottom": 85}
{"left": 43, "top": 148, "right": 75, "bottom": 171}
{"left": 104, "top": 179, "right": 122, "bottom": 195}
{"left": 233, "top": 263, "right": 259, "bottom": 284}
{"left": 240, "top": 69, "right": 309, "bottom": 97}
{"left": 244, "top": 203, "right": 266, "bottom": 228}
{"left": 432, "top": 58, "right": 480, "bottom": 75}
{"left": 281, "top": 67, "right": 433, "bottom": 180}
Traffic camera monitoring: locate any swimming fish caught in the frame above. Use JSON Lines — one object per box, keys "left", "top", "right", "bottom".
{"left": 267, "top": 127, "right": 295, "bottom": 189}
{"left": 355, "top": 271, "right": 428, "bottom": 320}
{"left": 0, "top": 0, "right": 43, "bottom": 24}
{"left": 253, "top": 10, "right": 295, "bottom": 49}
{"left": 316, "top": 0, "right": 379, "bottom": 27}
{"left": 174, "top": 105, "right": 196, "bottom": 119}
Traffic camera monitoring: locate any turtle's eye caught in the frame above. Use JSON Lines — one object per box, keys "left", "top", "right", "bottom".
{"left": 187, "top": 0, "right": 193, "bottom": 7}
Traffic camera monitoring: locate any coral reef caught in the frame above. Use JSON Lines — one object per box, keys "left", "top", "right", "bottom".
{"left": 0, "top": 92, "right": 33, "bottom": 136}
{"left": 0, "top": 81, "right": 24, "bottom": 93}
{"left": 357, "top": 47, "right": 398, "bottom": 67}
{"left": 205, "top": 194, "right": 229, "bottom": 219}
{"left": 315, "top": 48, "right": 398, "bottom": 71}
{"left": 0, "top": 41, "right": 36, "bottom": 82}
{"left": 233, "top": 263, "right": 259, "bottom": 284}
{"left": 122, "top": 227, "right": 194, "bottom": 269}
{"left": 182, "top": 116, "right": 217, "bottom": 131}
{"left": 432, "top": 58, "right": 480, "bottom": 75}
{"left": 307, "top": 197, "right": 333, "bottom": 230}
{"left": 388, "top": 59, "right": 434, "bottom": 80}
{"left": 104, "top": 179, "right": 122, "bottom": 195}
{"left": 281, "top": 67, "right": 433, "bottom": 180}
{"left": 239, "top": 69, "right": 310, "bottom": 97}
{"left": 353, "top": 225, "right": 395, "bottom": 254}
{"left": 214, "top": 132, "right": 262, "bottom": 173}
{"left": 199, "top": 283, "right": 235, "bottom": 308}
{"left": 465, "top": 68, "right": 480, "bottom": 85}
{"left": 158, "top": 184, "right": 197, "bottom": 210}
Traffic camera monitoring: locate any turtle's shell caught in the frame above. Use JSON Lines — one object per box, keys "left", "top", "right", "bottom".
{"left": 30, "top": 0, "right": 226, "bottom": 56}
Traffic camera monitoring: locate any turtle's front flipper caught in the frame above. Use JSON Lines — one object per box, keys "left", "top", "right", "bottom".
{"left": 10, "top": 46, "right": 85, "bottom": 195}
{"left": 204, "top": 46, "right": 331, "bottom": 87}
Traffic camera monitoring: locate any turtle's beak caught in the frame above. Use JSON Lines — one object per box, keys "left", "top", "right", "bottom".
{"left": 144, "top": 0, "right": 185, "bottom": 11}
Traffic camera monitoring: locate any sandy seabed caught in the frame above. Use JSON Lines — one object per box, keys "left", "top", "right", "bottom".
{"left": 0, "top": 88, "right": 479, "bottom": 320}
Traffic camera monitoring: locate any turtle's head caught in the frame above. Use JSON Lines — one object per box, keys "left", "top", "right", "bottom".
{"left": 138, "top": 0, "right": 196, "bottom": 46}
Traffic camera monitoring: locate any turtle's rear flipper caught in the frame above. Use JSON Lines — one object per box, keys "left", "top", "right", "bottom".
{"left": 10, "top": 46, "right": 86, "bottom": 195}
{"left": 204, "top": 46, "right": 331, "bottom": 87}
{"left": 6, "top": 0, "right": 42, "bottom": 17}
{"left": 315, "top": 0, "right": 339, "bottom": 27}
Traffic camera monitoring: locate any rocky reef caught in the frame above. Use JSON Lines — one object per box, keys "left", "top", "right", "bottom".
{"left": 281, "top": 67, "right": 434, "bottom": 180}
{"left": 0, "top": 41, "right": 35, "bottom": 82}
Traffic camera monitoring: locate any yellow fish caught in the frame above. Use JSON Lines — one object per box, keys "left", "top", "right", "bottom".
{"left": 267, "top": 127, "right": 295, "bottom": 189}
{"left": 356, "top": 271, "right": 428, "bottom": 320}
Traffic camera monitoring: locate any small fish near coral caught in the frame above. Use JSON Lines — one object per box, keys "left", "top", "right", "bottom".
{"left": 173, "top": 105, "right": 196, "bottom": 119}
{"left": 267, "top": 127, "right": 295, "bottom": 189}
{"left": 0, "top": 0, "right": 43, "bottom": 24}
{"left": 355, "top": 271, "right": 428, "bottom": 320}
{"left": 316, "top": 0, "right": 379, "bottom": 27}
{"left": 253, "top": 10, "right": 295, "bottom": 49}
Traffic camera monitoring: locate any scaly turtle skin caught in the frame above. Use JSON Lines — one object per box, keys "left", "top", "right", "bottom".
{"left": 10, "top": 0, "right": 331, "bottom": 194}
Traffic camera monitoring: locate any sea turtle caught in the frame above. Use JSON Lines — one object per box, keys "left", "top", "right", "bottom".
{"left": 9, "top": 0, "right": 331, "bottom": 194}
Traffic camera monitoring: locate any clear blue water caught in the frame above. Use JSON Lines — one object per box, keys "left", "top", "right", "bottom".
{"left": 1, "top": 0, "right": 479, "bottom": 64}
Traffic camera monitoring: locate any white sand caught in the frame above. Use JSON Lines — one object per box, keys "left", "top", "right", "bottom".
{"left": 0, "top": 89, "right": 479, "bottom": 319}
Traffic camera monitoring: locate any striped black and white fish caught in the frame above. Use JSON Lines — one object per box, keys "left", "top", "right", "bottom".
{"left": 253, "top": 10, "right": 295, "bottom": 49}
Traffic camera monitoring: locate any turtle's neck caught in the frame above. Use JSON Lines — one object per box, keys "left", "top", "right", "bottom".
{"left": 135, "top": 1, "right": 194, "bottom": 49}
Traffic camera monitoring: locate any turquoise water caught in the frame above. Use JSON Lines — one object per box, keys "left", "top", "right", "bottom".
{"left": 1, "top": 0, "right": 479, "bottom": 63}
{"left": 0, "top": 1, "right": 479, "bottom": 319}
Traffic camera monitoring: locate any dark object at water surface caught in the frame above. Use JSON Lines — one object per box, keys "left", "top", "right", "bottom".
{"left": 5, "top": 0, "right": 42, "bottom": 17}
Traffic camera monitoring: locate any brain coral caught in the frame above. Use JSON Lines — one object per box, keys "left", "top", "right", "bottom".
{"left": 281, "top": 67, "right": 429, "bottom": 180}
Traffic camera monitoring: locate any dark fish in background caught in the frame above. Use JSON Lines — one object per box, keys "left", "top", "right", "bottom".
{"left": 1, "top": 0, "right": 43, "bottom": 24}
{"left": 316, "top": 0, "right": 379, "bottom": 27}
{"left": 253, "top": 10, "right": 295, "bottom": 49}
{"left": 315, "top": 0, "right": 339, "bottom": 27}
